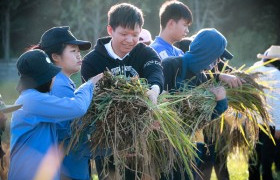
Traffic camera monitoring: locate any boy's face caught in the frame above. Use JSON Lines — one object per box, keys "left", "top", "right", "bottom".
{"left": 107, "top": 25, "right": 141, "bottom": 58}
{"left": 171, "top": 18, "right": 190, "bottom": 42}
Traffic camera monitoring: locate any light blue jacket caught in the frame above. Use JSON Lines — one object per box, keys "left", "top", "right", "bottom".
{"left": 8, "top": 81, "right": 93, "bottom": 180}
{"left": 150, "top": 36, "right": 184, "bottom": 60}
{"left": 51, "top": 72, "right": 91, "bottom": 180}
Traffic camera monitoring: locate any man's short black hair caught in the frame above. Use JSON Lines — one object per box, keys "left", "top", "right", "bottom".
{"left": 160, "top": 1, "right": 192, "bottom": 29}
{"left": 108, "top": 3, "right": 144, "bottom": 30}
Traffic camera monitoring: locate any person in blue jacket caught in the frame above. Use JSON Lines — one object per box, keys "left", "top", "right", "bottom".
{"left": 8, "top": 49, "right": 103, "bottom": 180}
{"left": 161, "top": 28, "right": 230, "bottom": 180}
{"left": 34, "top": 26, "right": 93, "bottom": 180}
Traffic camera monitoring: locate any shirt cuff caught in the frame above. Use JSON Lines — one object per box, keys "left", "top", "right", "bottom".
{"left": 151, "top": 85, "right": 160, "bottom": 95}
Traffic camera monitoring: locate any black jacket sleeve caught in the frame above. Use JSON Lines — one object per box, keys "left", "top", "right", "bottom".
{"left": 81, "top": 52, "right": 99, "bottom": 83}
{"left": 141, "top": 46, "right": 164, "bottom": 93}
{"left": 211, "top": 98, "right": 228, "bottom": 119}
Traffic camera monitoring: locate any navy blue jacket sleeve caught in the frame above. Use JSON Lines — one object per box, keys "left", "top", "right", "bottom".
{"left": 162, "top": 57, "right": 182, "bottom": 91}
{"left": 211, "top": 98, "right": 228, "bottom": 119}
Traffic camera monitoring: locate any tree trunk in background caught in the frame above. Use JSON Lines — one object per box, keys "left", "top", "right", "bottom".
{"left": 4, "top": 4, "right": 10, "bottom": 62}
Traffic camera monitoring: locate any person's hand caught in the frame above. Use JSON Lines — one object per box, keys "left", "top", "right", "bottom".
{"left": 90, "top": 73, "right": 104, "bottom": 84}
{"left": 209, "top": 86, "right": 226, "bottom": 101}
{"left": 147, "top": 89, "right": 158, "bottom": 104}
{"left": 147, "top": 85, "right": 160, "bottom": 105}
{"left": 275, "top": 129, "right": 280, "bottom": 139}
{"left": 219, "top": 73, "right": 244, "bottom": 88}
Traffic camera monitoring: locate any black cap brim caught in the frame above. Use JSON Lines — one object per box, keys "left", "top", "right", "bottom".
{"left": 221, "top": 49, "right": 233, "bottom": 60}
{"left": 66, "top": 40, "right": 91, "bottom": 51}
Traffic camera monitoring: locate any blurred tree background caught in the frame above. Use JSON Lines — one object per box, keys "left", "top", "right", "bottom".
{"left": 0, "top": 0, "right": 279, "bottom": 67}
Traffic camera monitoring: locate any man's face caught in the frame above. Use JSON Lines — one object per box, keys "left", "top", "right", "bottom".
{"left": 171, "top": 18, "right": 190, "bottom": 42}
{"left": 107, "top": 25, "right": 141, "bottom": 58}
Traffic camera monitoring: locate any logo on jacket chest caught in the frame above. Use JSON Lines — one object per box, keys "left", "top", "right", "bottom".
{"left": 110, "top": 66, "right": 139, "bottom": 77}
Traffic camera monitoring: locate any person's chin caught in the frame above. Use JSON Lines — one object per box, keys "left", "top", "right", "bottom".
{"left": 73, "top": 67, "right": 81, "bottom": 73}
{"left": 121, "top": 48, "right": 132, "bottom": 54}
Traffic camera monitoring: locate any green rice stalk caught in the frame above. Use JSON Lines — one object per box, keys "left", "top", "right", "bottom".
{"left": 202, "top": 69, "right": 273, "bottom": 163}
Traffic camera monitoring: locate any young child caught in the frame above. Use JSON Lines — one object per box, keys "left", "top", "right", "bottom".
{"left": 81, "top": 3, "right": 164, "bottom": 179}
{"left": 150, "top": 0, "right": 192, "bottom": 59}
{"left": 35, "top": 26, "right": 93, "bottom": 180}
{"left": 8, "top": 50, "right": 102, "bottom": 180}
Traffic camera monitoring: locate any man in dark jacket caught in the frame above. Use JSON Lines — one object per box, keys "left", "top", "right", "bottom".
{"left": 81, "top": 3, "right": 164, "bottom": 180}
{"left": 82, "top": 3, "right": 164, "bottom": 105}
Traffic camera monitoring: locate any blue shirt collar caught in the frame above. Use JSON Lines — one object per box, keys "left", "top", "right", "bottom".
{"left": 56, "top": 71, "right": 76, "bottom": 89}
{"left": 154, "top": 36, "right": 174, "bottom": 51}
{"left": 154, "top": 36, "right": 183, "bottom": 57}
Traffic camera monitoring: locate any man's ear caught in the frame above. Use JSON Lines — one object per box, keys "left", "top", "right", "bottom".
{"left": 166, "top": 19, "right": 176, "bottom": 29}
{"left": 107, "top": 25, "right": 113, "bottom": 36}
{"left": 51, "top": 54, "right": 60, "bottom": 64}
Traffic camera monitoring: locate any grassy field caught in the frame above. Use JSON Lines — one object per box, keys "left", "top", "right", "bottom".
{"left": 90, "top": 154, "right": 249, "bottom": 180}
{"left": 211, "top": 154, "right": 248, "bottom": 180}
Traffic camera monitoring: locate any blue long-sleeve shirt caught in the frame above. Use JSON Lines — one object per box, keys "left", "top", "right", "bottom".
{"left": 8, "top": 81, "right": 93, "bottom": 180}
{"left": 51, "top": 72, "right": 76, "bottom": 141}
{"left": 150, "top": 36, "right": 184, "bottom": 60}
{"left": 51, "top": 71, "right": 91, "bottom": 180}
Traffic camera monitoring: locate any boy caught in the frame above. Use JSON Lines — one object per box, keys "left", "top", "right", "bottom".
{"left": 81, "top": 3, "right": 164, "bottom": 179}
{"left": 150, "top": 0, "right": 192, "bottom": 59}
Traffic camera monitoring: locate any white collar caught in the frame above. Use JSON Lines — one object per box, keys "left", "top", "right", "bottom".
{"left": 104, "top": 40, "right": 129, "bottom": 60}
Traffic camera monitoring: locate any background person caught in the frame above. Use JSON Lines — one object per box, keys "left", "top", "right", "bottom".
{"left": 248, "top": 45, "right": 280, "bottom": 180}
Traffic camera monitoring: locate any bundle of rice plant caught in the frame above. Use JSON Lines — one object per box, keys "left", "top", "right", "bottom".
{"left": 202, "top": 70, "right": 272, "bottom": 161}
{"left": 203, "top": 110, "right": 258, "bottom": 162}
{"left": 158, "top": 83, "right": 218, "bottom": 136}
{"left": 69, "top": 71, "right": 196, "bottom": 180}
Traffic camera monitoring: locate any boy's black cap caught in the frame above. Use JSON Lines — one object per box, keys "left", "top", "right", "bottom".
{"left": 175, "top": 38, "right": 234, "bottom": 60}
{"left": 40, "top": 26, "right": 91, "bottom": 51}
{"left": 17, "top": 49, "right": 61, "bottom": 89}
